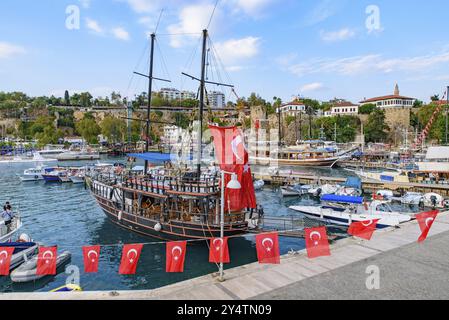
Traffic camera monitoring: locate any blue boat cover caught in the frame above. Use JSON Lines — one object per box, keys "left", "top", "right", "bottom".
{"left": 321, "top": 194, "right": 364, "bottom": 204}
{"left": 344, "top": 177, "right": 362, "bottom": 189}
{"left": 380, "top": 175, "right": 395, "bottom": 182}
{"left": 127, "top": 152, "right": 192, "bottom": 163}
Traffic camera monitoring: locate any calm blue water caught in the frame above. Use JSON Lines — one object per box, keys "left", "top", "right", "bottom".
{"left": 0, "top": 157, "right": 318, "bottom": 293}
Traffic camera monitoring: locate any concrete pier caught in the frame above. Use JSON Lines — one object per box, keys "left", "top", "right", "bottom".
{"left": 2, "top": 212, "right": 449, "bottom": 300}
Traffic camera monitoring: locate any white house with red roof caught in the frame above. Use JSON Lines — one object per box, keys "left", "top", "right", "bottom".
{"left": 276, "top": 100, "right": 307, "bottom": 116}
{"left": 360, "top": 84, "right": 415, "bottom": 108}
{"left": 324, "top": 101, "right": 359, "bottom": 117}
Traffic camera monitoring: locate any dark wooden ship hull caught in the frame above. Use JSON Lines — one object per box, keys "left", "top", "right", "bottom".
{"left": 93, "top": 193, "right": 249, "bottom": 241}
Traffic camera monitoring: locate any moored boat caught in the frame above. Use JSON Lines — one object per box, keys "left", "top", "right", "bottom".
{"left": 290, "top": 194, "right": 412, "bottom": 228}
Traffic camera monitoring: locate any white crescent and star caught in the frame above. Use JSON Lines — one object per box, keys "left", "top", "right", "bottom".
{"left": 361, "top": 220, "right": 374, "bottom": 227}
{"left": 172, "top": 246, "right": 183, "bottom": 261}
{"left": 231, "top": 135, "right": 247, "bottom": 161}
{"left": 213, "top": 238, "right": 223, "bottom": 251}
{"left": 87, "top": 250, "right": 98, "bottom": 263}
{"left": 126, "top": 249, "right": 138, "bottom": 263}
{"left": 42, "top": 250, "right": 54, "bottom": 264}
{"left": 262, "top": 238, "right": 274, "bottom": 252}
{"left": 0, "top": 250, "right": 8, "bottom": 265}
{"left": 310, "top": 231, "right": 322, "bottom": 246}
{"left": 425, "top": 217, "right": 434, "bottom": 228}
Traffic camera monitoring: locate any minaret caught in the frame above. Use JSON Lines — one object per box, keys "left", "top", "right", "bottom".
{"left": 394, "top": 83, "right": 400, "bottom": 96}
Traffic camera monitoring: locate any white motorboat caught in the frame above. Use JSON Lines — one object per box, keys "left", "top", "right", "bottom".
{"left": 290, "top": 194, "right": 412, "bottom": 228}
{"left": 19, "top": 165, "right": 55, "bottom": 182}
{"left": 0, "top": 152, "right": 57, "bottom": 164}
{"left": 392, "top": 192, "right": 424, "bottom": 205}
{"left": 56, "top": 147, "right": 100, "bottom": 161}
{"left": 0, "top": 214, "right": 22, "bottom": 243}
{"left": 423, "top": 193, "right": 445, "bottom": 208}
{"left": 308, "top": 184, "right": 340, "bottom": 197}
{"left": 281, "top": 184, "right": 311, "bottom": 197}
{"left": 253, "top": 180, "right": 265, "bottom": 191}
{"left": 10, "top": 251, "right": 72, "bottom": 283}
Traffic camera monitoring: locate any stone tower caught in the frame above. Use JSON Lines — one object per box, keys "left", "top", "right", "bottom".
{"left": 394, "top": 83, "right": 400, "bottom": 96}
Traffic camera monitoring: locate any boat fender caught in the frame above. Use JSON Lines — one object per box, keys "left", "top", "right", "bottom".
{"left": 154, "top": 223, "right": 162, "bottom": 232}
{"left": 118, "top": 211, "right": 122, "bottom": 221}
{"left": 19, "top": 233, "right": 31, "bottom": 243}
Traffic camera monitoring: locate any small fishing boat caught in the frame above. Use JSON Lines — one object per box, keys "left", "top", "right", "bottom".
{"left": 0, "top": 213, "right": 22, "bottom": 243}
{"left": 253, "top": 180, "right": 265, "bottom": 191}
{"left": 290, "top": 194, "right": 412, "bottom": 228}
{"left": 308, "top": 184, "right": 340, "bottom": 197}
{"left": 280, "top": 184, "right": 311, "bottom": 197}
{"left": 50, "top": 284, "right": 83, "bottom": 292}
{"left": 392, "top": 192, "right": 424, "bottom": 205}
{"left": 10, "top": 251, "right": 72, "bottom": 283}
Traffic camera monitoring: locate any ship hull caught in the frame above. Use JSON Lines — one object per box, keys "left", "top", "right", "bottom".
{"left": 93, "top": 194, "right": 248, "bottom": 241}
{"left": 250, "top": 156, "right": 341, "bottom": 167}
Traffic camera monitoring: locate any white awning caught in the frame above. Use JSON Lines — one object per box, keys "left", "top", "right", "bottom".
{"left": 426, "top": 147, "right": 449, "bottom": 160}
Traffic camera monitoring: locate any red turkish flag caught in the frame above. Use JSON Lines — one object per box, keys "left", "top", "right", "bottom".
{"left": 82, "top": 245, "right": 101, "bottom": 273}
{"left": 256, "top": 232, "right": 280, "bottom": 264}
{"left": 119, "top": 244, "right": 143, "bottom": 275}
{"left": 166, "top": 241, "right": 187, "bottom": 273}
{"left": 416, "top": 210, "right": 439, "bottom": 243}
{"left": 209, "top": 125, "right": 248, "bottom": 170}
{"left": 305, "top": 227, "right": 331, "bottom": 259}
{"left": 348, "top": 219, "right": 380, "bottom": 240}
{"left": 37, "top": 246, "right": 58, "bottom": 275}
{"left": 209, "top": 237, "right": 230, "bottom": 264}
{"left": 0, "top": 247, "right": 15, "bottom": 276}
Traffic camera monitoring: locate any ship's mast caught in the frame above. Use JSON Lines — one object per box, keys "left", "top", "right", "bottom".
{"left": 197, "top": 29, "right": 208, "bottom": 177}
{"left": 144, "top": 33, "right": 156, "bottom": 174}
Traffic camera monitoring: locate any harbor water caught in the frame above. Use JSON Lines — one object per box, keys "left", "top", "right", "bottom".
{"left": 0, "top": 158, "right": 419, "bottom": 293}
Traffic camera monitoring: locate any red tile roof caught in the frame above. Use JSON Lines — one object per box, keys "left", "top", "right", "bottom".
{"left": 333, "top": 101, "right": 358, "bottom": 107}
{"left": 281, "top": 100, "right": 305, "bottom": 107}
{"left": 360, "top": 95, "right": 415, "bottom": 104}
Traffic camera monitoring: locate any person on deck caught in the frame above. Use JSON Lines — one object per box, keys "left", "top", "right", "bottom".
{"left": 2, "top": 203, "right": 14, "bottom": 226}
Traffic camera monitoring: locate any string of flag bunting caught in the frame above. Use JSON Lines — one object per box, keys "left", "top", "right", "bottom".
{"left": 0, "top": 210, "right": 439, "bottom": 277}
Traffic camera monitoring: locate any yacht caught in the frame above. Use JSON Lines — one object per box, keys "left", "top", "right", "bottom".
{"left": 55, "top": 146, "right": 100, "bottom": 161}
{"left": 290, "top": 194, "right": 412, "bottom": 228}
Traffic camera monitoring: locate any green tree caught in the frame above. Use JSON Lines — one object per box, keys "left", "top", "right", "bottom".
{"left": 359, "top": 103, "right": 377, "bottom": 114}
{"left": 75, "top": 117, "right": 101, "bottom": 144}
{"left": 364, "top": 109, "right": 389, "bottom": 143}
{"left": 100, "top": 116, "right": 126, "bottom": 143}
{"left": 64, "top": 90, "right": 70, "bottom": 106}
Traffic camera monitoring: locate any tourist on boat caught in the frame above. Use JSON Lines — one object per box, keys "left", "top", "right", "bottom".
{"left": 2, "top": 204, "right": 14, "bottom": 226}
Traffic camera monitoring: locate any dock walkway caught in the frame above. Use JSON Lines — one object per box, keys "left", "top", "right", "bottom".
{"left": 2, "top": 212, "right": 449, "bottom": 300}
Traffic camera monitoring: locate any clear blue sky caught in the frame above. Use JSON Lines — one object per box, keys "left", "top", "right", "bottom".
{"left": 1, "top": 0, "right": 449, "bottom": 104}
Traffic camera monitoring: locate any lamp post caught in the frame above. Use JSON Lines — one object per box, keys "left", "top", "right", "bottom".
{"left": 219, "top": 170, "right": 241, "bottom": 282}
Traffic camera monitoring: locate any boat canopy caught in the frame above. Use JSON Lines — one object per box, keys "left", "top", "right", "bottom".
{"left": 321, "top": 194, "right": 364, "bottom": 204}
{"left": 127, "top": 152, "right": 192, "bottom": 163}
{"left": 344, "top": 177, "right": 362, "bottom": 189}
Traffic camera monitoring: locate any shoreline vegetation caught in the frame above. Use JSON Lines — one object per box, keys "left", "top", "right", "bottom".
{"left": 0, "top": 90, "right": 447, "bottom": 148}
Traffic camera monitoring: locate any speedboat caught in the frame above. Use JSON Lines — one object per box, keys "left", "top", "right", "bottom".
{"left": 10, "top": 251, "right": 72, "bottom": 283}
{"left": 0, "top": 213, "right": 22, "bottom": 242}
{"left": 42, "top": 170, "right": 71, "bottom": 183}
{"left": 281, "top": 184, "right": 310, "bottom": 197}
{"left": 290, "top": 194, "right": 412, "bottom": 228}
{"left": 392, "top": 192, "right": 424, "bottom": 205}
{"left": 19, "top": 166, "right": 55, "bottom": 182}
{"left": 308, "top": 184, "right": 340, "bottom": 197}
{"left": 335, "top": 177, "right": 362, "bottom": 197}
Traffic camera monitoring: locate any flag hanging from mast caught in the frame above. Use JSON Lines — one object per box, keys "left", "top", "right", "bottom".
{"left": 209, "top": 125, "right": 256, "bottom": 211}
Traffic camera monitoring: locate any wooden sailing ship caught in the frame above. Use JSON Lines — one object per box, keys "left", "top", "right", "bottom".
{"left": 88, "top": 29, "right": 252, "bottom": 240}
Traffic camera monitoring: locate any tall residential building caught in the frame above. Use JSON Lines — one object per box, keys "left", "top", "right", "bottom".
{"left": 159, "top": 88, "right": 196, "bottom": 101}
{"left": 207, "top": 91, "right": 225, "bottom": 109}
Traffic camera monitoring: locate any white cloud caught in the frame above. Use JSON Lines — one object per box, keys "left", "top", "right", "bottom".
{"left": 112, "top": 27, "right": 130, "bottom": 41}
{"left": 320, "top": 28, "right": 355, "bottom": 42}
{"left": 125, "top": 0, "right": 160, "bottom": 13}
{"left": 300, "top": 82, "right": 325, "bottom": 92}
{"left": 85, "top": 18, "right": 103, "bottom": 34}
{"left": 306, "top": 0, "right": 343, "bottom": 25}
{"left": 167, "top": 4, "right": 217, "bottom": 48}
{"left": 283, "top": 49, "right": 449, "bottom": 77}
{"left": 0, "top": 42, "right": 26, "bottom": 59}
{"left": 214, "top": 37, "right": 260, "bottom": 64}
